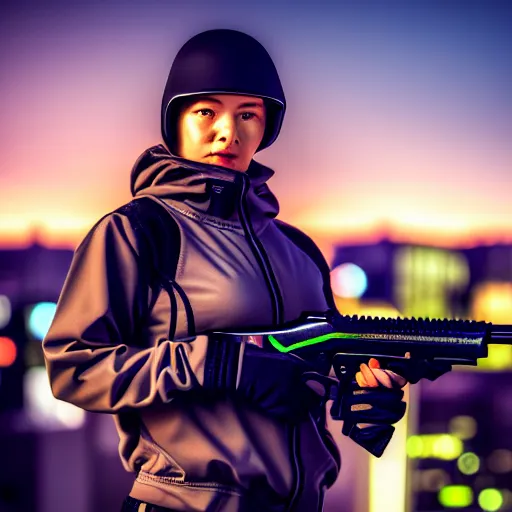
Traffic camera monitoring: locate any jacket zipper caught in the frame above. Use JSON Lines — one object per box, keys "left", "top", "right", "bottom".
{"left": 238, "top": 174, "right": 302, "bottom": 510}
{"left": 237, "top": 173, "right": 284, "bottom": 325}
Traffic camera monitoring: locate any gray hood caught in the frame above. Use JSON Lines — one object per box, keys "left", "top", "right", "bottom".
{"left": 130, "top": 144, "right": 279, "bottom": 233}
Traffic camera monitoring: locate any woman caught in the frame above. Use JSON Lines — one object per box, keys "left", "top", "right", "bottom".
{"left": 42, "top": 29, "right": 407, "bottom": 512}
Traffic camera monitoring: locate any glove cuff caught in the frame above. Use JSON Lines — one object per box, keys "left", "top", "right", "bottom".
{"left": 203, "top": 334, "right": 242, "bottom": 391}
{"left": 346, "top": 424, "right": 396, "bottom": 458}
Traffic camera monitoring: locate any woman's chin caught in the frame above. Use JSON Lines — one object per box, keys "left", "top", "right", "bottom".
{"left": 209, "top": 156, "right": 244, "bottom": 171}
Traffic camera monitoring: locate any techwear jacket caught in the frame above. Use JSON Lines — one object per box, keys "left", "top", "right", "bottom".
{"left": 43, "top": 144, "right": 341, "bottom": 512}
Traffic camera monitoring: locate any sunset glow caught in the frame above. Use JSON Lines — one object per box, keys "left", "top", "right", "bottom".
{"left": 1, "top": 1, "right": 511, "bottom": 257}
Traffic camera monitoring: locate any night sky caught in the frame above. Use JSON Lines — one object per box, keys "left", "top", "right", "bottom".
{"left": 1, "top": 0, "right": 511, "bottom": 255}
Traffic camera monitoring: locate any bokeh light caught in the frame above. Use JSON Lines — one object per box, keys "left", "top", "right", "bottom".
{"left": 0, "top": 336, "right": 17, "bottom": 367}
{"left": 331, "top": 263, "right": 368, "bottom": 298}
{"left": 0, "top": 295, "right": 11, "bottom": 329}
{"left": 27, "top": 302, "right": 57, "bottom": 341}
{"left": 478, "top": 489, "right": 504, "bottom": 512}
{"left": 420, "top": 469, "right": 450, "bottom": 492}
{"left": 433, "top": 435, "right": 464, "bottom": 461}
{"left": 24, "top": 366, "right": 85, "bottom": 430}
{"left": 407, "top": 434, "right": 464, "bottom": 461}
{"left": 449, "top": 415, "right": 477, "bottom": 441}
{"left": 487, "top": 450, "right": 512, "bottom": 474}
{"left": 407, "top": 435, "right": 424, "bottom": 459}
{"left": 457, "top": 452, "right": 480, "bottom": 476}
{"left": 438, "top": 485, "right": 473, "bottom": 508}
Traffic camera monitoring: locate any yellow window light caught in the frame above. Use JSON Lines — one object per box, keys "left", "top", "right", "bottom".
{"left": 471, "top": 282, "right": 512, "bottom": 324}
{"left": 470, "top": 282, "right": 512, "bottom": 370}
{"left": 478, "top": 489, "right": 504, "bottom": 512}
{"left": 457, "top": 452, "right": 480, "bottom": 476}
{"left": 438, "top": 485, "right": 473, "bottom": 508}
{"left": 407, "top": 434, "right": 463, "bottom": 460}
{"left": 406, "top": 435, "right": 424, "bottom": 459}
{"left": 433, "top": 435, "right": 464, "bottom": 461}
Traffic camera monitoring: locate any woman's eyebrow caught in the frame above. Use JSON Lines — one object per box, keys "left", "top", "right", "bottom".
{"left": 193, "top": 96, "right": 264, "bottom": 109}
{"left": 237, "top": 102, "right": 264, "bottom": 109}
{"left": 195, "top": 96, "right": 222, "bottom": 105}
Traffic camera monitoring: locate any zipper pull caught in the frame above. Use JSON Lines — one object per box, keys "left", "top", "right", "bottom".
{"left": 206, "top": 178, "right": 238, "bottom": 219}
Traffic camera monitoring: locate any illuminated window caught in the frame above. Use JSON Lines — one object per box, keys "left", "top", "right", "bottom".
{"left": 406, "top": 434, "right": 463, "bottom": 460}
{"left": 438, "top": 485, "right": 473, "bottom": 508}
{"left": 394, "top": 246, "right": 469, "bottom": 318}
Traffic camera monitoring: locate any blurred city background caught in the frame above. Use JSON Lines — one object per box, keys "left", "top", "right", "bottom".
{"left": 1, "top": 1, "right": 511, "bottom": 511}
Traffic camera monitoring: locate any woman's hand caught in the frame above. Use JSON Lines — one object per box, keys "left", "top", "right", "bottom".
{"left": 356, "top": 357, "right": 409, "bottom": 389}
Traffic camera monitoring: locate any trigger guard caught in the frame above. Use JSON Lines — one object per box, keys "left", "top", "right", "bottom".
{"left": 332, "top": 354, "right": 364, "bottom": 383}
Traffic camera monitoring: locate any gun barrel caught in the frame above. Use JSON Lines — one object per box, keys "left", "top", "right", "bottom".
{"left": 490, "top": 325, "right": 512, "bottom": 344}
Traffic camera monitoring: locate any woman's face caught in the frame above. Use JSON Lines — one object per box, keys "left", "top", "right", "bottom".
{"left": 176, "top": 94, "right": 266, "bottom": 172}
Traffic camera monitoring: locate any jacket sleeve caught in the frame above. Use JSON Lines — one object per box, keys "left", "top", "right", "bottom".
{"left": 42, "top": 211, "right": 209, "bottom": 414}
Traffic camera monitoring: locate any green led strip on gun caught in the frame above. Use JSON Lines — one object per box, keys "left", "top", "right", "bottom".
{"left": 267, "top": 330, "right": 486, "bottom": 355}
{"left": 268, "top": 332, "right": 360, "bottom": 353}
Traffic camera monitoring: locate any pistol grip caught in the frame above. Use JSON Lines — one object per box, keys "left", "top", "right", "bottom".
{"left": 330, "top": 354, "right": 396, "bottom": 458}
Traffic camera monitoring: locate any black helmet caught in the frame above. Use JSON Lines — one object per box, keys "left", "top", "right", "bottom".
{"left": 161, "top": 29, "right": 286, "bottom": 155}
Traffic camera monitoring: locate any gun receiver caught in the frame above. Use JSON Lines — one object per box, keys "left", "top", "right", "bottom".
{"left": 218, "top": 313, "right": 512, "bottom": 369}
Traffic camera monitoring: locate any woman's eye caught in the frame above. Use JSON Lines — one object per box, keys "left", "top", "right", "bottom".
{"left": 198, "top": 109, "right": 214, "bottom": 117}
{"left": 241, "top": 112, "right": 256, "bottom": 120}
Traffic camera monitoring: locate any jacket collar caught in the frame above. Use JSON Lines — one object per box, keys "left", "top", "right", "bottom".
{"left": 130, "top": 144, "right": 279, "bottom": 232}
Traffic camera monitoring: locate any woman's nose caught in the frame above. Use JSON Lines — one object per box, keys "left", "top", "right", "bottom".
{"left": 214, "top": 115, "right": 239, "bottom": 145}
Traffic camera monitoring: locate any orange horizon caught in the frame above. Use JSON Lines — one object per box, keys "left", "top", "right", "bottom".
{"left": 2, "top": 222, "right": 511, "bottom": 262}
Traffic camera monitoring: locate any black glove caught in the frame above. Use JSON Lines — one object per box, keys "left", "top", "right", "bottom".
{"left": 204, "top": 335, "right": 322, "bottom": 422}
{"left": 302, "top": 372, "right": 338, "bottom": 428}
{"left": 301, "top": 370, "right": 407, "bottom": 457}
{"left": 331, "top": 381, "right": 407, "bottom": 457}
